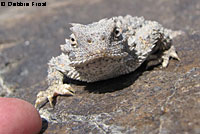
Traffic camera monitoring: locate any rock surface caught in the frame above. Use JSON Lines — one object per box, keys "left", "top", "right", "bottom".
{"left": 0, "top": 0, "right": 200, "bottom": 133}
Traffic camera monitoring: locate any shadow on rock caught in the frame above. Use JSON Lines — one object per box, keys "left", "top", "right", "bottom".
{"left": 39, "top": 118, "right": 48, "bottom": 134}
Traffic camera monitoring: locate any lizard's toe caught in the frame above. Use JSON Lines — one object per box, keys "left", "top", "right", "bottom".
{"left": 35, "top": 91, "right": 48, "bottom": 108}
{"left": 35, "top": 84, "right": 75, "bottom": 108}
{"left": 162, "top": 45, "right": 180, "bottom": 68}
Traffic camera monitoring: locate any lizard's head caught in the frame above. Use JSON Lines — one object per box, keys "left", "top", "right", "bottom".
{"left": 61, "top": 18, "right": 128, "bottom": 67}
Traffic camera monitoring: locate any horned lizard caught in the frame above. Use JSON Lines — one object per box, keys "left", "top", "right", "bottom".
{"left": 35, "top": 15, "right": 180, "bottom": 107}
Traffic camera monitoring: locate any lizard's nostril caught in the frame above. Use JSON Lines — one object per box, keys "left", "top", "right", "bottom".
{"left": 101, "top": 36, "right": 105, "bottom": 41}
{"left": 87, "top": 39, "right": 92, "bottom": 44}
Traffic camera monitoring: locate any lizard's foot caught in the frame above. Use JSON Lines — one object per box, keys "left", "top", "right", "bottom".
{"left": 146, "top": 45, "right": 180, "bottom": 69}
{"left": 162, "top": 45, "right": 180, "bottom": 68}
{"left": 35, "top": 84, "right": 75, "bottom": 108}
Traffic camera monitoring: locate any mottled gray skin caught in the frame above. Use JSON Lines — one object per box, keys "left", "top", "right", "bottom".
{"left": 35, "top": 15, "right": 180, "bottom": 107}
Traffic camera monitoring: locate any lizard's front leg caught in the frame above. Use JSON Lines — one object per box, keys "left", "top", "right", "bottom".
{"left": 137, "top": 25, "right": 180, "bottom": 69}
{"left": 35, "top": 64, "right": 74, "bottom": 108}
{"left": 146, "top": 45, "right": 180, "bottom": 68}
{"left": 161, "top": 45, "right": 180, "bottom": 67}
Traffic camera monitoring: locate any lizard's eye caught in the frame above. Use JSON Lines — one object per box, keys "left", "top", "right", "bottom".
{"left": 70, "top": 34, "right": 77, "bottom": 47}
{"left": 113, "top": 27, "right": 122, "bottom": 39}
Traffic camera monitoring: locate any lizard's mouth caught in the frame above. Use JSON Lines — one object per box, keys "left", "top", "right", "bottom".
{"left": 69, "top": 52, "right": 128, "bottom": 67}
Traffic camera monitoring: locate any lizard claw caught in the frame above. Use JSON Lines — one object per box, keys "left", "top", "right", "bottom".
{"left": 162, "top": 45, "right": 180, "bottom": 68}
{"left": 35, "top": 84, "right": 75, "bottom": 108}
